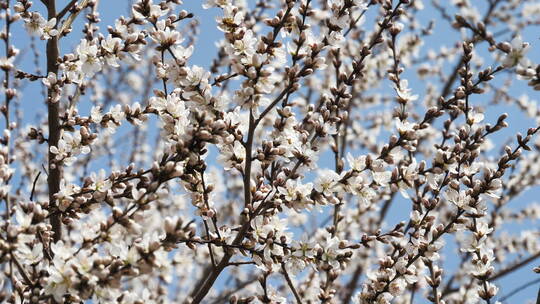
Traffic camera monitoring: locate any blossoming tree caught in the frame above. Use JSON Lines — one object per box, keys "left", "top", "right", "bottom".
{"left": 1, "top": 0, "right": 540, "bottom": 303}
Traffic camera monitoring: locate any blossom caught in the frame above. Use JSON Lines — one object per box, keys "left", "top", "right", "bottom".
{"left": 15, "top": 243, "right": 43, "bottom": 264}
{"left": 56, "top": 179, "right": 80, "bottom": 211}
{"left": 388, "top": 277, "right": 406, "bottom": 296}
{"left": 101, "top": 35, "right": 124, "bottom": 67}
{"left": 320, "top": 234, "right": 342, "bottom": 269}
{"left": 230, "top": 30, "right": 257, "bottom": 57}
{"left": 217, "top": 141, "right": 246, "bottom": 170}
{"left": 76, "top": 39, "right": 102, "bottom": 76}
{"left": 90, "top": 106, "right": 103, "bottom": 123}
{"left": 395, "top": 118, "right": 416, "bottom": 135}
{"left": 132, "top": 2, "right": 168, "bottom": 20}
{"left": 42, "top": 18, "right": 58, "bottom": 40}
{"left": 355, "top": 183, "right": 376, "bottom": 207}
{"left": 5, "top": 1, "right": 540, "bottom": 303}
{"left": 49, "top": 131, "right": 90, "bottom": 165}
{"left": 347, "top": 153, "right": 367, "bottom": 171}
{"left": 24, "top": 13, "right": 57, "bottom": 39}
{"left": 0, "top": 56, "right": 14, "bottom": 71}
{"left": 467, "top": 109, "right": 484, "bottom": 124}
{"left": 372, "top": 170, "right": 391, "bottom": 186}
{"left": 278, "top": 179, "right": 314, "bottom": 207}
{"left": 314, "top": 170, "right": 341, "bottom": 196}
{"left": 203, "top": 0, "right": 232, "bottom": 8}
{"left": 90, "top": 169, "right": 113, "bottom": 193}
{"left": 180, "top": 65, "right": 210, "bottom": 88}
{"left": 394, "top": 79, "right": 419, "bottom": 103}
{"left": 522, "top": 3, "right": 540, "bottom": 20}
{"left": 150, "top": 20, "right": 183, "bottom": 48}
{"left": 62, "top": 60, "right": 84, "bottom": 83}
{"left": 444, "top": 188, "right": 470, "bottom": 209}
{"left": 353, "top": 0, "right": 368, "bottom": 10}
{"left": 500, "top": 36, "right": 530, "bottom": 68}
{"left": 216, "top": 5, "right": 244, "bottom": 32}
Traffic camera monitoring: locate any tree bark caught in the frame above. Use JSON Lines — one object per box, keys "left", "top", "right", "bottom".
{"left": 46, "top": 0, "right": 62, "bottom": 243}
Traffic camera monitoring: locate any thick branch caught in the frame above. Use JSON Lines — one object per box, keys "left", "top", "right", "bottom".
{"left": 46, "top": 0, "right": 62, "bottom": 243}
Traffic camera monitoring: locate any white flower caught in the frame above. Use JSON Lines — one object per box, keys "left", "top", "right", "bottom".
{"left": 328, "top": 14, "right": 348, "bottom": 29}
{"left": 76, "top": 39, "right": 102, "bottom": 76}
{"left": 24, "top": 13, "right": 46, "bottom": 36}
{"left": 90, "top": 169, "right": 112, "bottom": 193}
{"left": 395, "top": 118, "right": 416, "bottom": 134}
{"left": 90, "top": 106, "right": 103, "bottom": 123}
{"left": 278, "top": 179, "right": 312, "bottom": 202}
{"left": 353, "top": 0, "right": 368, "bottom": 10}
{"left": 171, "top": 44, "right": 194, "bottom": 61}
{"left": 388, "top": 277, "right": 406, "bottom": 296}
{"left": 501, "top": 36, "right": 530, "bottom": 68}
{"left": 468, "top": 109, "right": 484, "bottom": 124}
{"left": 132, "top": 3, "right": 168, "bottom": 20}
{"left": 231, "top": 30, "right": 257, "bottom": 57}
{"left": 49, "top": 131, "right": 90, "bottom": 165}
{"left": 320, "top": 233, "right": 343, "bottom": 269}
{"left": 444, "top": 188, "right": 469, "bottom": 209}
{"left": 62, "top": 60, "right": 84, "bottom": 83}
{"left": 16, "top": 243, "right": 43, "bottom": 264}
{"left": 217, "top": 141, "right": 246, "bottom": 170}
{"left": 398, "top": 159, "right": 418, "bottom": 198}
{"left": 101, "top": 35, "right": 124, "bottom": 67}
{"left": 292, "top": 235, "right": 316, "bottom": 259}
{"left": 42, "top": 72, "right": 57, "bottom": 88}
{"left": 93, "top": 287, "right": 122, "bottom": 304}
{"left": 314, "top": 170, "right": 340, "bottom": 196}
{"left": 109, "top": 104, "right": 126, "bottom": 124}
{"left": 217, "top": 5, "right": 244, "bottom": 32}
{"left": 394, "top": 79, "right": 419, "bottom": 103}
{"left": 42, "top": 18, "right": 58, "bottom": 40}
{"left": 356, "top": 183, "right": 376, "bottom": 207}
{"left": 0, "top": 56, "right": 14, "bottom": 71}
{"left": 15, "top": 208, "right": 32, "bottom": 228}
{"left": 255, "top": 70, "right": 280, "bottom": 94}
{"left": 347, "top": 153, "right": 367, "bottom": 171}
{"left": 372, "top": 170, "right": 391, "bottom": 186}
{"left": 180, "top": 65, "right": 210, "bottom": 87}
{"left": 150, "top": 20, "right": 183, "bottom": 47}
{"left": 522, "top": 3, "right": 540, "bottom": 20}
{"left": 56, "top": 180, "right": 80, "bottom": 211}
{"left": 45, "top": 258, "right": 76, "bottom": 301}
{"left": 203, "top": 0, "right": 232, "bottom": 8}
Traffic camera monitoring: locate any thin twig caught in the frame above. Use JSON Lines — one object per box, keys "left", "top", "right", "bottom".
{"left": 30, "top": 171, "right": 41, "bottom": 201}
{"left": 56, "top": 0, "right": 78, "bottom": 21}
{"left": 58, "top": 0, "right": 91, "bottom": 37}
{"left": 282, "top": 263, "right": 302, "bottom": 304}
{"left": 498, "top": 277, "right": 540, "bottom": 302}
{"left": 490, "top": 251, "right": 540, "bottom": 281}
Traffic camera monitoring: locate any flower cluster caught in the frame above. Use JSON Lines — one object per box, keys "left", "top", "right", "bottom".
{"left": 2, "top": 0, "right": 540, "bottom": 303}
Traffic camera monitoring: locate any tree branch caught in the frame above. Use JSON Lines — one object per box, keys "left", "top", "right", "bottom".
{"left": 282, "top": 262, "right": 303, "bottom": 304}
{"left": 46, "top": 0, "right": 62, "bottom": 243}
{"left": 56, "top": 0, "right": 78, "bottom": 21}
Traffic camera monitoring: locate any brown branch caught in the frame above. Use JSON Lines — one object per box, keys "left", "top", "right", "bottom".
{"left": 30, "top": 171, "right": 41, "bottom": 201}
{"left": 58, "top": 0, "right": 91, "bottom": 37}
{"left": 489, "top": 251, "right": 540, "bottom": 281}
{"left": 46, "top": 0, "right": 62, "bottom": 243}
{"left": 498, "top": 277, "right": 540, "bottom": 302}
{"left": 282, "top": 262, "right": 303, "bottom": 304}
{"left": 56, "top": 0, "right": 78, "bottom": 21}
{"left": 438, "top": 0, "right": 502, "bottom": 98}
